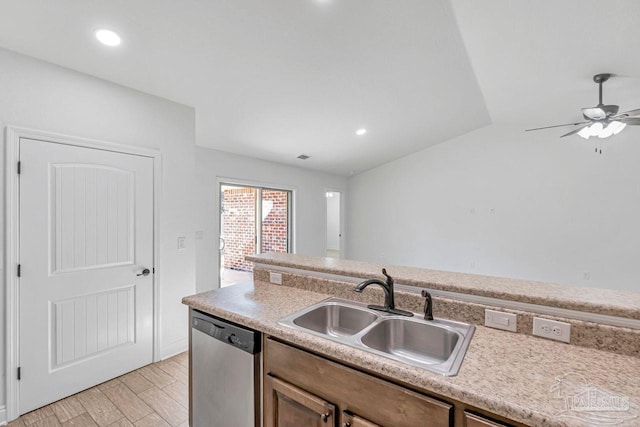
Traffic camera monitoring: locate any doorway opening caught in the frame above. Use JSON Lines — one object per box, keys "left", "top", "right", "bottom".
{"left": 219, "top": 183, "right": 292, "bottom": 287}
{"left": 325, "top": 191, "right": 341, "bottom": 258}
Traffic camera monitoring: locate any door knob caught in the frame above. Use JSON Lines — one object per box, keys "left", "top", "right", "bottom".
{"left": 137, "top": 268, "right": 151, "bottom": 277}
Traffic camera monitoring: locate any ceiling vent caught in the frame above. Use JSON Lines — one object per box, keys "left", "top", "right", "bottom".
{"left": 297, "top": 154, "right": 310, "bottom": 160}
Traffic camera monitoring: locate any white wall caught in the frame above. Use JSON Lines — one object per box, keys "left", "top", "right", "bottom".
{"left": 194, "top": 147, "right": 348, "bottom": 293}
{"left": 326, "top": 193, "right": 341, "bottom": 251}
{"left": 0, "top": 47, "right": 197, "bottom": 411}
{"left": 347, "top": 124, "right": 640, "bottom": 291}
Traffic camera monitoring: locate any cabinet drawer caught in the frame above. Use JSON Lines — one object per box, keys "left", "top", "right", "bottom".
{"left": 464, "top": 411, "right": 510, "bottom": 427}
{"left": 342, "top": 411, "right": 381, "bottom": 427}
{"left": 265, "top": 338, "right": 452, "bottom": 427}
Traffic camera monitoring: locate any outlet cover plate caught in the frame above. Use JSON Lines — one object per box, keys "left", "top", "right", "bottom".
{"left": 269, "top": 272, "right": 283, "bottom": 285}
{"left": 533, "top": 317, "right": 571, "bottom": 343}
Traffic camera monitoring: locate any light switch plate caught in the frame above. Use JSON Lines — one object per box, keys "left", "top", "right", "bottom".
{"left": 269, "top": 272, "right": 283, "bottom": 285}
{"left": 485, "top": 309, "right": 517, "bottom": 332}
{"left": 177, "top": 236, "right": 186, "bottom": 250}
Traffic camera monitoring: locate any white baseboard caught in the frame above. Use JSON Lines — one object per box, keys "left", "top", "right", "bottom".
{"left": 160, "top": 337, "right": 188, "bottom": 360}
{"left": 0, "top": 405, "right": 7, "bottom": 425}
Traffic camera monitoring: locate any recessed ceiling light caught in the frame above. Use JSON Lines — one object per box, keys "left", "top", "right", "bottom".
{"left": 95, "top": 29, "right": 121, "bottom": 47}
{"left": 356, "top": 128, "right": 367, "bottom": 136}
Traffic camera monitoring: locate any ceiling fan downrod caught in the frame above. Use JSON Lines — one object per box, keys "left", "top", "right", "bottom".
{"left": 593, "top": 73, "right": 611, "bottom": 106}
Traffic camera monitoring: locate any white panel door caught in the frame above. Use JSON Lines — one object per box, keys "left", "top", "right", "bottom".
{"left": 18, "top": 138, "right": 154, "bottom": 414}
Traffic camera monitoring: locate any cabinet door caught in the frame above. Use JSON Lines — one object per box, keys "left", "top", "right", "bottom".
{"left": 341, "top": 411, "right": 381, "bottom": 427}
{"left": 464, "top": 412, "right": 510, "bottom": 427}
{"left": 265, "top": 374, "right": 336, "bottom": 427}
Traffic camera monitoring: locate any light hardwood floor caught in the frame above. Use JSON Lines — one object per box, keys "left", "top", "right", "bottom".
{"left": 8, "top": 352, "right": 189, "bottom": 427}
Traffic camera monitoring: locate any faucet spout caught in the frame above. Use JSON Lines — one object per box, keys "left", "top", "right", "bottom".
{"left": 354, "top": 278, "right": 388, "bottom": 293}
{"left": 353, "top": 268, "right": 413, "bottom": 317}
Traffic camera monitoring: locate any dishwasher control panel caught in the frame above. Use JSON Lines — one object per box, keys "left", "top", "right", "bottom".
{"left": 191, "top": 310, "right": 261, "bottom": 354}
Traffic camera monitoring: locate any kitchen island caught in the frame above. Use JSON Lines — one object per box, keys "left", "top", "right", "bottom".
{"left": 183, "top": 269, "right": 640, "bottom": 427}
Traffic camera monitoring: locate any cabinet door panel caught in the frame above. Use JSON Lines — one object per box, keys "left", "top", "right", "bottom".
{"left": 342, "top": 411, "right": 381, "bottom": 427}
{"left": 265, "top": 374, "right": 336, "bottom": 427}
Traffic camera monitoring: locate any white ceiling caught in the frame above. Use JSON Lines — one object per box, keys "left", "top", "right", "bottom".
{"left": 451, "top": 0, "right": 640, "bottom": 126}
{"left": 1, "top": 1, "right": 639, "bottom": 175}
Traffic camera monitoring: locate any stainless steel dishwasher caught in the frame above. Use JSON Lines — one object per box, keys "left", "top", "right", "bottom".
{"left": 190, "top": 309, "right": 261, "bottom": 427}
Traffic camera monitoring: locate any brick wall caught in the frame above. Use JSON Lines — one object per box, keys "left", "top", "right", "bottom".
{"left": 222, "top": 188, "right": 256, "bottom": 272}
{"left": 261, "top": 190, "right": 289, "bottom": 254}
{"left": 221, "top": 187, "right": 289, "bottom": 272}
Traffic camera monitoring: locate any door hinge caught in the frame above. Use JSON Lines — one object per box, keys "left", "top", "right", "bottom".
{"left": 152, "top": 267, "right": 155, "bottom": 274}
{"left": 17, "top": 264, "right": 21, "bottom": 277}
{"left": 17, "top": 161, "right": 21, "bottom": 175}
{"left": 17, "top": 367, "right": 21, "bottom": 380}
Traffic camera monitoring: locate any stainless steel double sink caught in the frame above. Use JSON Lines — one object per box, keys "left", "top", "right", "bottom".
{"left": 278, "top": 297, "right": 475, "bottom": 376}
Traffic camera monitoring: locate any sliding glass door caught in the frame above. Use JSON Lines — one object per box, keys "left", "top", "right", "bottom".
{"left": 219, "top": 183, "right": 292, "bottom": 287}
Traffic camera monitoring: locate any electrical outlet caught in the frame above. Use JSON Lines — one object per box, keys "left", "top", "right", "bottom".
{"left": 485, "top": 309, "right": 517, "bottom": 332}
{"left": 269, "top": 272, "right": 283, "bottom": 285}
{"left": 533, "top": 317, "right": 571, "bottom": 343}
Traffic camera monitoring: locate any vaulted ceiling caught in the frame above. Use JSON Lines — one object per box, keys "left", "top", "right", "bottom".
{"left": 1, "top": 1, "right": 639, "bottom": 175}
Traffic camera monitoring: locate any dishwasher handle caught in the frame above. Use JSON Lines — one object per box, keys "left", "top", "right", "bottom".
{"left": 192, "top": 317, "right": 225, "bottom": 335}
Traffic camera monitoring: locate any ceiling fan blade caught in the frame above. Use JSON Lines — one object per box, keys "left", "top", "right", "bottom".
{"left": 619, "top": 108, "right": 640, "bottom": 117}
{"left": 560, "top": 126, "right": 588, "bottom": 138}
{"left": 525, "top": 121, "right": 588, "bottom": 132}
{"left": 582, "top": 107, "right": 607, "bottom": 120}
{"left": 619, "top": 117, "right": 640, "bottom": 125}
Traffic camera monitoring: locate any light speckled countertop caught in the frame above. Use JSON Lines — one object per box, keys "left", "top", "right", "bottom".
{"left": 248, "top": 253, "right": 640, "bottom": 320}
{"left": 183, "top": 281, "right": 640, "bottom": 427}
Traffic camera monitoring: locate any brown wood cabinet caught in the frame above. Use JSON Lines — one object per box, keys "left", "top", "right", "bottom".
{"left": 264, "top": 337, "right": 452, "bottom": 427}
{"left": 263, "top": 337, "right": 526, "bottom": 427}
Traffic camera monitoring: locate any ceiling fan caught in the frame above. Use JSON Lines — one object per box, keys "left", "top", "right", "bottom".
{"left": 526, "top": 73, "right": 640, "bottom": 145}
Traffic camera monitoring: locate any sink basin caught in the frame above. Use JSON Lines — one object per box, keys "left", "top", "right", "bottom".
{"left": 278, "top": 297, "right": 475, "bottom": 376}
{"left": 292, "top": 303, "right": 378, "bottom": 337}
{"left": 360, "top": 318, "right": 460, "bottom": 365}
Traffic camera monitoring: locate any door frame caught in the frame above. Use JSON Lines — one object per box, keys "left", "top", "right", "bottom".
{"left": 216, "top": 176, "right": 297, "bottom": 287}
{"left": 324, "top": 187, "right": 345, "bottom": 259}
{"left": 4, "top": 126, "right": 162, "bottom": 420}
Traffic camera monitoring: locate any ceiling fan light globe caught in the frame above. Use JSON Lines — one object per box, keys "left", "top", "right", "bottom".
{"left": 610, "top": 121, "right": 627, "bottom": 135}
{"left": 577, "top": 126, "right": 592, "bottom": 139}
{"left": 598, "top": 125, "right": 614, "bottom": 139}
{"left": 589, "top": 122, "right": 604, "bottom": 137}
